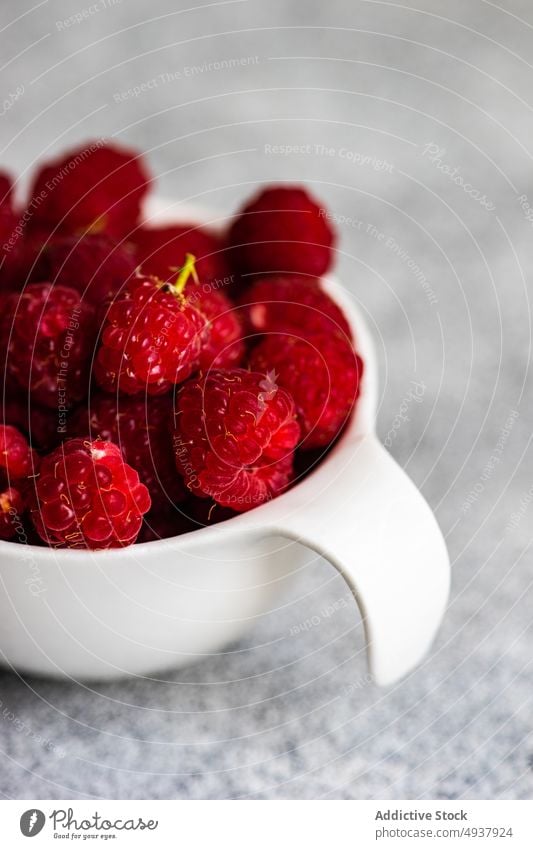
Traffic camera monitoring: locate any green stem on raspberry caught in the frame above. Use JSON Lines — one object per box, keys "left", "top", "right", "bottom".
{"left": 170, "top": 253, "right": 199, "bottom": 296}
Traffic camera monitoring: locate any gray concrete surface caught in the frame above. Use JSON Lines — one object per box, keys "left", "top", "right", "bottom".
{"left": 1, "top": 0, "right": 532, "bottom": 799}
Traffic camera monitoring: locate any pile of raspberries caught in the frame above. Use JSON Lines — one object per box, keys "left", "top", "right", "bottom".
{"left": 0, "top": 141, "right": 363, "bottom": 549}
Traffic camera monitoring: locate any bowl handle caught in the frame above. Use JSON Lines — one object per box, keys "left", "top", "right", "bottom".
{"left": 274, "top": 434, "right": 450, "bottom": 686}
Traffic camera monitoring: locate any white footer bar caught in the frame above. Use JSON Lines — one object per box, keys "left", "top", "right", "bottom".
{"left": 1, "top": 799, "right": 531, "bottom": 847}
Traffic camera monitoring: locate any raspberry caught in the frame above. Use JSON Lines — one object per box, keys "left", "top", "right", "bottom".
{"left": 38, "top": 234, "right": 137, "bottom": 304}
{"left": 30, "top": 438, "right": 151, "bottom": 549}
{"left": 26, "top": 141, "right": 150, "bottom": 239}
{"left": 249, "top": 333, "right": 363, "bottom": 448}
{"left": 134, "top": 228, "right": 243, "bottom": 369}
{"left": 239, "top": 275, "right": 351, "bottom": 339}
{"left": 134, "top": 223, "right": 231, "bottom": 287}
{"left": 190, "top": 287, "right": 245, "bottom": 370}
{"left": 2, "top": 228, "right": 51, "bottom": 293}
{"left": 0, "top": 172, "right": 22, "bottom": 289}
{"left": 2, "top": 393, "right": 63, "bottom": 452}
{"left": 94, "top": 260, "right": 209, "bottom": 396}
{"left": 70, "top": 394, "right": 186, "bottom": 513}
{"left": 0, "top": 425, "right": 39, "bottom": 541}
{"left": 227, "top": 186, "right": 335, "bottom": 277}
{"left": 0, "top": 424, "right": 38, "bottom": 480}
{"left": 1, "top": 283, "right": 97, "bottom": 409}
{"left": 173, "top": 368, "right": 300, "bottom": 511}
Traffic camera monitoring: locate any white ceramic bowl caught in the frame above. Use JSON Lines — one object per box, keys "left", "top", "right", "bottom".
{"left": 0, "top": 202, "right": 450, "bottom": 685}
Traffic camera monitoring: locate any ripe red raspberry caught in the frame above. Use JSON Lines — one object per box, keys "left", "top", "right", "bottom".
{"left": 38, "top": 234, "right": 137, "bottom": 304}
{"left": 249, "top": 333, "right": 363, "bottom": 449}
{"left": 173, "top": 368, "right": 300, "bottom": 511}
{"left": 1, "top": 283, "right": 97, "bottom": 409}
{"left": 227, "top": 186, "right": 335, "bottom": 277}
{"left": 26, "top": 141, "right": 150, "bottom": 239}
{"left": 190, "top": 287, "right": 244, "bottom": 370}
{"left": 239, "top": 275, "right": 351, "bottom": 339}
{"left": 30, "top": 438, "right": 151, "bottom": 549}
{"left": 70, "top": 394, "right": 186, "bottom": 514}
{"left": 0, "top": 425, "right": 39, "bottom": 541}
{"left": 94, "top": 261, "right": 209, "bottom": 395}
{"left": 134, "top": 223, "right": 231, "bottom": 287}
{"left": 0, "top": 424, "right": 38, "bottom": 480}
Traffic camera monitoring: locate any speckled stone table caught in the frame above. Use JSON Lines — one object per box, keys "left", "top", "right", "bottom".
{"left": 1, "top": 0, "right": 533, "bottom": 800}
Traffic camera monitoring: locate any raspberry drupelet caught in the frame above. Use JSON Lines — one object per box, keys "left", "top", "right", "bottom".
{"left": 1, "top": 283, "right": 97, "bottom": 410}
{"left": 249, "top": 333, "right": 363, "bottom": 449}
{"left": 227, "top": 185, "right": 335, "bottom": 277}
{"left": 173, "top": 368, "right": 300, "bottom": 512}
{"left": 70, "top": 394, "right": 186, "bottom": 514}
{"left": 239, "top": 275, "right": 352, "bottom": 340}
{"left": 94, "top": 255, "right": 210, "bottom": 396}
{"left": 26, "top": 141, "right": 150, "bottom": 239}
{"left": 30, "top": 439, "right": 151, "bottom": 549}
